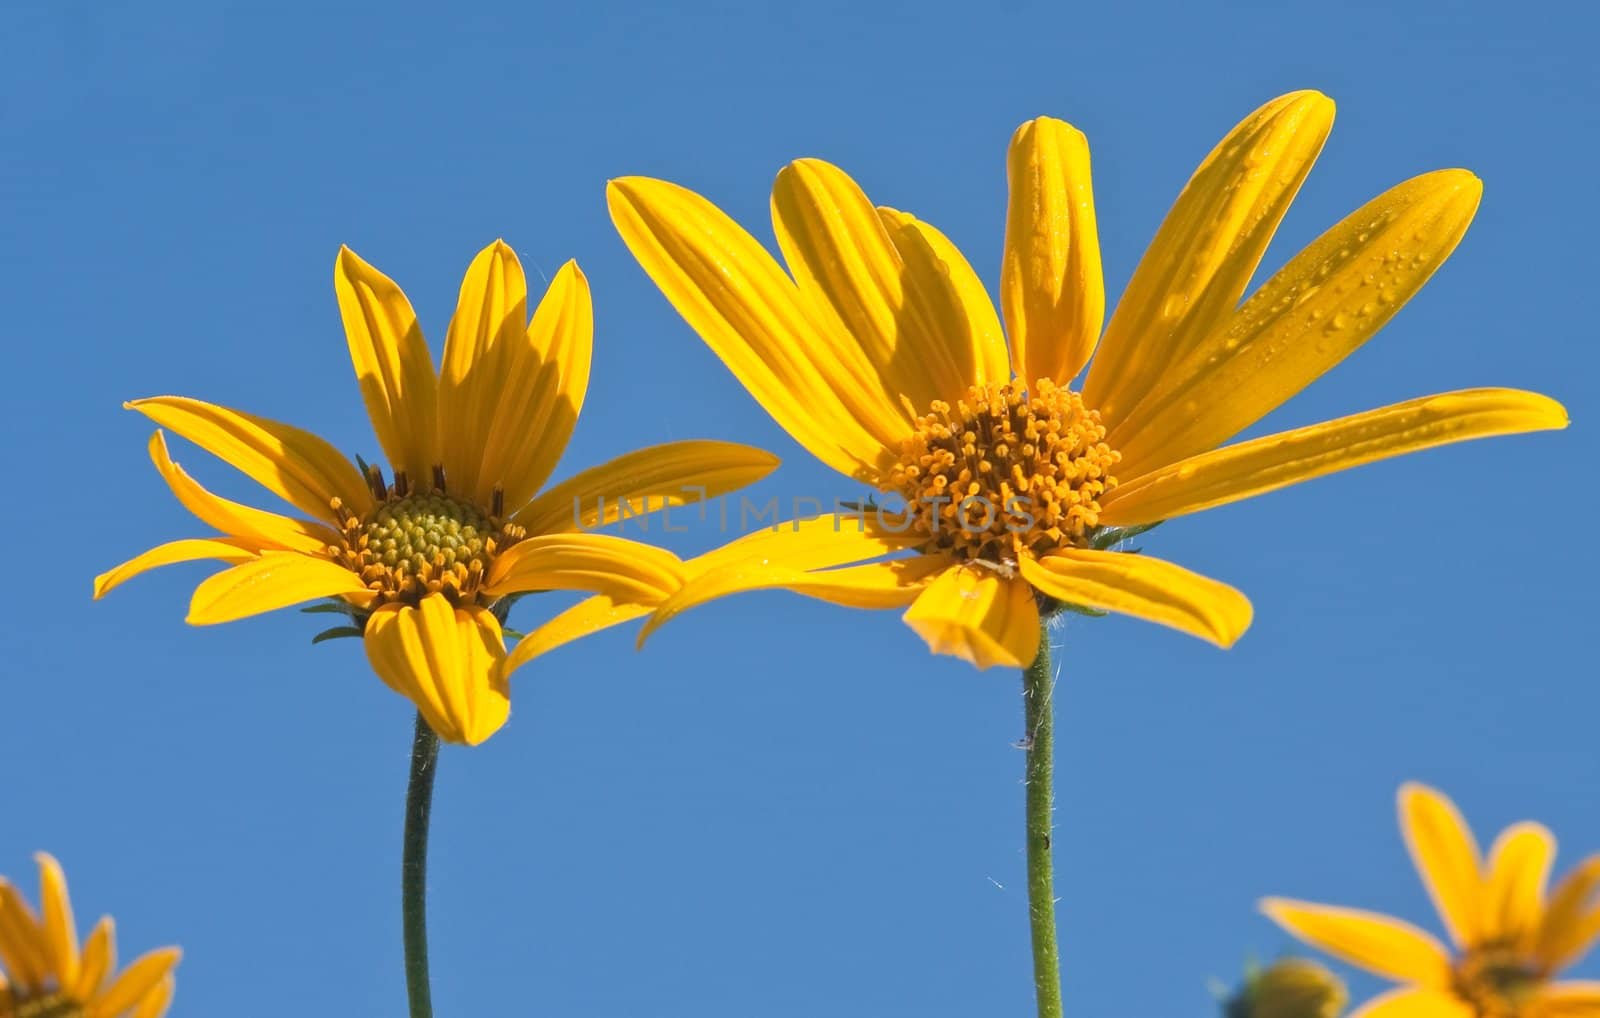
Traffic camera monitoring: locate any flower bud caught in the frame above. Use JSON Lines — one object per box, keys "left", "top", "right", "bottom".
{"left": 1225, "top": 958, "right": 1347, "bottom": 1018}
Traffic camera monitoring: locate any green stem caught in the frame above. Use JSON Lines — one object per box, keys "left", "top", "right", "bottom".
{"left": 1022, "top": 620, "right": 1062, "bottom": 1018}
{"left": 402, "top": 711, "right": 440, "bottom": 1018}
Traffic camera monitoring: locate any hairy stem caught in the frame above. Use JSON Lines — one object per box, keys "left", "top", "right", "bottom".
{"left": 402, "top": 712, "right": 440, "bottom": 1018}
{"left": 1022, "top": 622, "right": 1062, "bottom": 1018}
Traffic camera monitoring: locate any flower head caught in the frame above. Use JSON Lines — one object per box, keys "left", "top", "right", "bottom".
{"left": 1263, "top": 783, "right": 1600, "bottom": 1018}
{"left": 96, "top": 241, "right": 778, "bottom": 743}
{"left": 1226, "top": 958, "right": 1349, "bottom": 1018}
{"left": 0, "top": 854, "right": 179, "bottom": 1018}
{"left": 605, "top": 91, "right": 1566, "bottom": 669}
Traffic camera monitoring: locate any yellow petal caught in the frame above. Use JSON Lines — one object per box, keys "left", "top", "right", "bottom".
{"left": 607, "top": 176, "right": 898, "bottom": 478}
{"left": 186, "top": 552, "right": 375, "bottom": 625}
{"left": 876, "top": 207, "right": 1010, "bottom": 387}
{"left": 334, "top": 245, "right": 439, "bottom": 487}
{"left": 1001, "top": 116, "right": 1104, "bottom": 386}
{"left": 484, "top": 533, "right": 686, "bottom": 602}
{"left": 691, "top": 512, "right": 923, "bottom": 575}
{"left": 505, "top": 521, "right": 916, "bottom": 678}
{"left": 1100, "top": 389, "right": 1569, "bottom": 526}
{"left": 1483, "top": 821, "right": 1556, "bottom": 948}
{"left": 771, "top": 159, "right": 972, "bottom": 408}
{"left": 628, "top": 514, "right": 927, "bottom": 646}
{"left": 1017, "top": 548, "right": 1252, "bottom": 648}
{"left": 1110, "top": 169, "right": 1483, "bottom": 474}
{"left": 1348, "top": 987, "right": 1474, "bottom": 1018}
{"left": 363, "top": 596, "right": 510, "bottom": 746}
{"left": 1555, "top": 914, "right": 1600, "bottom": 976}
{"left": 1398, "top": 782, "right": 1484, "bottom": 948}
{"left": 129, "top": 975, "right": 176, "bottom": 1018}
{"left": 473, "top": 260, "right": 594, "bottom": 512}
{"left": 0, "top": 881, "right": 47, "bottom": 990}
{"left": 1260, "top": 897, "right": 1452, "bottom": 985}
{"left": 1084, "top": 92, "right": 1335, "bottom": 427}
{"left": 35, "top": 854, "right": 78, "bottom": 989}
{"left": 435, "top": 240, "right": 530, "bottom": 502}
{"left": 1531, "top": 982, "right": 1600, "bottom": 1018}
{"left": 1538, "top": 856, "right": 1600, "bottom": 969}
{"left": 762, "top": 555, "right": 948, "bottom": 608}
{"left": 503, "top": 595, "right": 655, "bottom": 677}
{"left": 76, "top": 917, "right": 114, "bottom": 999}
{"left": 147, "top": 431, "right": 338, "bottom": 554}
{"left": 91, "top": 947, "right": 180, "bottom": 1017}
{"left": 638, "top": 554, "right": 949, "bottom": 648}
{"left": 902, "top": 566, "right": 1040, "bottom": 670}
{"left": 515, "top": 440, "right": 779, "bottom": 536}
{"left": 126, "top": 397, "right": 373, "bottom": 523}
{"left": 93, "top": 538, "right": 259, "bottom": 600}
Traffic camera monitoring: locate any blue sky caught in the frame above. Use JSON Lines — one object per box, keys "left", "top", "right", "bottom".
{"left": 2, "top": 0, "right": 1594, "bottom": 1014}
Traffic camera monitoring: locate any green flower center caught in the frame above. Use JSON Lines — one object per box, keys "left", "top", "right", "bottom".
{"left": 332, "top": 490, "right": 525, "bottom": 607}
{"left": 363, "top": 493, "right": 495, "bottom": 573}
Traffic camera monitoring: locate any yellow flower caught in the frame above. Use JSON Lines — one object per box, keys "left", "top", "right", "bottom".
{"left": 96, "top": 241, "right": 778, "bottom": 744}
{"left": 0, "top": 854, "right": 180, "bottom": 1018}
{"left": 1263, "top": 783, "right": 1600, "bottom": 1018}
{"left": 604, "top": 91, "right": 1567, "bottom": 669}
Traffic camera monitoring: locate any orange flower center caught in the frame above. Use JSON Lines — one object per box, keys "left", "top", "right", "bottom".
{"left": 329, "top": 466, "right": 524, "bottom": 607}
{"left": 883, "top": 379, "right": 1120, "bottom": 566}
{"left": 7, "top": 991, "right": 85, "bottom": 1018}
{"left": 1452, "top": 942, "right": 1544, "bottom": 1018}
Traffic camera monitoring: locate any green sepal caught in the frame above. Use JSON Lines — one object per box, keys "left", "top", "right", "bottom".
{"left": 311, "top": 625, "right": 364, "bottom": 645}
{"left": 300, "top": 600, "right": 363, "bottom": 618}
{"left": 494, "top": 592, "right": 528, "bottom": 612}
{"left": 489, "top": 592, "right": 530, "bottom": 628}
{"left": 1053, "top": 602, "right": 1108, "bottom": 619}
{"left": 1035, "top": 593, "right": 1108, "bottom": 620}
{"left": 1090, "top": 520, "right": 1163, "bottom": 551}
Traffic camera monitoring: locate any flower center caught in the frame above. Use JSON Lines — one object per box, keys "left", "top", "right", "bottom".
{"left": 331, "top": 473, "right": 525, "bottom": 607}
{"left": 8, "top": 993, "right": 85, "bottom": 1018}
{"left": 883, "top": 379, "right": 1120, "bottom": 565}
{"left": 1453, "top": 942, "right": 1544, "bottom": 1018}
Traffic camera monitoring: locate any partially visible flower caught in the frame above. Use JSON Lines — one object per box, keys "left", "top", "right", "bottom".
{"left": 604, "top": 91, "right": 1567, "bottom": 668}
{"left": 1264, "top": 783, "right": 1600, "bottom": 1018}
{"left": 1226, "top": 958, "right": 1349, "bottom": 1018}
{"left": 96, "top": 241, "right": 778, "bottom": 744}
{"left": 0, "top": 854, "right": 179, "bottom": 1018}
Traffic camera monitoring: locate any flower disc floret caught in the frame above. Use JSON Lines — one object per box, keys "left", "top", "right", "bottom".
{"left": 332, "top": 488, "right": 524, "bottom": 606}
{"left": 884, "top": 379, "right": 1120, "bottom": 564}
